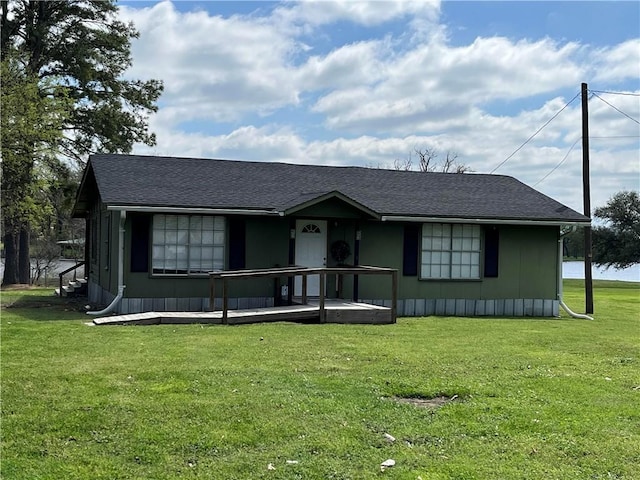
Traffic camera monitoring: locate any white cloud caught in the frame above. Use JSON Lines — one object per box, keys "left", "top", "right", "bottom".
{"left": 312, "top": 37, "right": 584, "bottom": 134}
{"left": 119, "top": 1, "right": 301, "bottom": 122}
{"left": 119, "top": 1, "right": 639, "bottom": 216}
{"left": 591, "top": 39, "right": 640, "bottom": 84}
{"left": 272, "top": 0, "right": 440, "bottom": 29}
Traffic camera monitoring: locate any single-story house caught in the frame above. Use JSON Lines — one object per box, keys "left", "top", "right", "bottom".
{"left": 72, "top": 154, "right": 590, "bottom": 317}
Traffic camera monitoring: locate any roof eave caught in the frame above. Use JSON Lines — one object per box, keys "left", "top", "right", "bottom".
{"left": 380, "top": 215, "right": 591, "bottom": 227}
{"left": 105, "top": 205, "right": 283, "bottom": 216}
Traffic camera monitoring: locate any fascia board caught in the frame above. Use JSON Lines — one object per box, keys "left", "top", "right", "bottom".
{"left": 380, "top": 215, "right": 591, "bottom": 227}
{"left": 105, "top": 205, "right": 282, "bottom": 216}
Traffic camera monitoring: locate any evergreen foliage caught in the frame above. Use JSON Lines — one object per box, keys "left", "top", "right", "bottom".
{"left": 592, "top": 191, "right": 640, "bottom": 269}
{"left": 0, "top": 0, "right": 163, "bottom": 286}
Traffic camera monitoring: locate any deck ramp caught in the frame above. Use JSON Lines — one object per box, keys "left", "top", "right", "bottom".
{"left": 90, "top": 300, "right": 392, "bottom": 326}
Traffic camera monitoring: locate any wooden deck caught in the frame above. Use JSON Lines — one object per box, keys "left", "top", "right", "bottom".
{"left": 90, "top": 299, "right": 392, "bottom": 326}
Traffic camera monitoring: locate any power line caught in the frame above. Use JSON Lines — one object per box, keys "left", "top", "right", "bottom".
{"left": 590, "top": 135, "right": 640, "bottom": 139}
{"left": 590, "top": 89, "right": 640, "bottom": 97}
{"left": 533, "top": 137, "right": 581, "bottom": 187}
{"left": 591, "top": 92, "right": 640, "bottom": 125}
{"left": 489, "top": 91, "right": 581, "bottom": 174}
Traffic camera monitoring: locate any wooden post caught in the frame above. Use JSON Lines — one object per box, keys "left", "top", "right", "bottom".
{"left": 302, "top": 274, "right": 308, "bottom": 305}
{"left": 209, "top": 276, "right": 216, "bottom": 312}
{"left": 581, "top": 82, "right": 594, "bottom": 314}
{"left": 353, "top": 226, "right": 360, "bottom": 301}
{"left": 222, "top": 278, "right": 228, "bottom": 324}
{"left": 319, "top": 272, "right": 326, "bottom": 322}
{"left": 391, "top": 269, "right": 398, "bottom": 323}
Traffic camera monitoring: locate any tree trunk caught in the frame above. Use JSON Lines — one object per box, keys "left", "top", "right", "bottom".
{"left": 18, "top": 226, "right": 30, "bottom": 284}
{"left": 2, "top": 229, "right": 19, "bottom": 286}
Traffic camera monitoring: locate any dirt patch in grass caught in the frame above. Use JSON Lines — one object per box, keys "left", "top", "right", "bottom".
{"left": 2, "top": 292, "right": 87, "bottom": 311}
{"left": 394, "top": 394, "right": 460, "bottom": 409}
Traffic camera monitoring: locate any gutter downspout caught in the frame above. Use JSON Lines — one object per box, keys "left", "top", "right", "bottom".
{"left": 558, "top": 228, "right": 593, "bottom": 320}
{"left": 87, "top": 210, "right": 126, "bottom": 316}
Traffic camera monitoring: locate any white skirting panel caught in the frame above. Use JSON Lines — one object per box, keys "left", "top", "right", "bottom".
{"left": 117, "top": 296, "right": 275, "bottom": 315}
{"left": 361, "top": 298, "right": 559, "bottom": 317}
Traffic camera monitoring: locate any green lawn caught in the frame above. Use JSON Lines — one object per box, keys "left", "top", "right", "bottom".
{"left": 1, "top": 280, "right": 639, "bottom": 479}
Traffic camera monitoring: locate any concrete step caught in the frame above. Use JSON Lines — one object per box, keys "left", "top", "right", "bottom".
{"left": 62, "top": 285, "right": 76, "bottom": 297}
{"left": 54, "top": 278, "right": 88, "bottom": 298}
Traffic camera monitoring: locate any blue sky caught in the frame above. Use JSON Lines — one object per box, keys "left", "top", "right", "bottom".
{"left": 117, "top": 1, "right": 639, "bottom": 214}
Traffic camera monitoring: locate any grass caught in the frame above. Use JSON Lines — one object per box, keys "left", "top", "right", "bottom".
{"left": 1, "top": 280, "right": 639, "bottom": 479}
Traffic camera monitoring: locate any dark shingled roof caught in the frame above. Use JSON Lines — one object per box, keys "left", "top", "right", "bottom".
{"left": 73, "top": 154, "right": 590, "bottom": 224}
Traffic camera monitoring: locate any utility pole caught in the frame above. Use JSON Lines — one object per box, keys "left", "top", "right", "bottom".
{"left": 581, "top": 82, "right": 594, "bottom": 314}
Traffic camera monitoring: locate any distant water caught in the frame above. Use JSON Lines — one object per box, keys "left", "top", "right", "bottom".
{"left": 563, "top": 261, "right": 640, "bottom": 282}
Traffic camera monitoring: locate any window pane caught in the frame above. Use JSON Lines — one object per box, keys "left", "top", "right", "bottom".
{"left": 177, "top": 230, "right": 188, "bottom": 244}
{"left": 152, "top": 246, "right": 164, "bottom": 260}
{"left": 177, "top": 251, "right": 188, "bottom": 271}
{"left": 202, "top": 231, "right": 214, "bottom": 244}
{"left": 202, "top": 216, "right": 214, "bottom": 230}
{"left": 441, "top": 264, "right": 450, "bottom": 278}
{"left": 165, "top": 216, "right": 177, "bottom": 230}
{"left": 452, "top": 237, "right": 462, "bottom": 250}
{"left": 451, "top": 265, "right": 461, "bottom": 278}
{"left": 214, "top": 231, "right": 225, "bottom": 245}
{"left": 190, "top": 230, "right": 202, "bottom": 244}
{"left": 431, "top": 265, "right": 441, "bottom": 278}
{"left": 153, "top": 229, "right": 164, "bottom": 243}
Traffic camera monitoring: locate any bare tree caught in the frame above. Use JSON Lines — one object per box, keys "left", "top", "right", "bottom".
{"left": 393, "top": 147, "right": 472, "bottom": 173}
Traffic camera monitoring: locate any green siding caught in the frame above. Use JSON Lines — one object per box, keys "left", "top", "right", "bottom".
{"left": 357, "top": 223, "right": 559, "bottom": 300}
{"left": 93, "top": 204, "right": 559, "bottom": 305}
{"left": 89, "top": 204, "right": 119, "bottom": 296}
{"left": 123, "top": 215, "right": 291, "bottom": 299}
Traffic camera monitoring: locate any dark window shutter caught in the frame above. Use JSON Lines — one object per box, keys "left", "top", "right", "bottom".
{"left": 130, "top": 213, "right": 151, "bottom": 273}
{"left": 228, "top": 218, "right": 246, "bottom": 270}
{"left": 484, "top": 226, "right": 499, "bottom": 278}
{"left": 403, "top": 224, "right": 419, "bottom": 276}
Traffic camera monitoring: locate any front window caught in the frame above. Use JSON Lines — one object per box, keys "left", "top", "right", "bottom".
{"left": 152, "top": 214, "right": 225, "bottom": 275}
{"left": 421, "top": 223, "right": 481, "bottom": 279}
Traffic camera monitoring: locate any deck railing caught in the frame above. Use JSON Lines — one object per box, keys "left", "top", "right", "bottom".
{"left": 209, "top": 265, "right": 398, "bottom": 324}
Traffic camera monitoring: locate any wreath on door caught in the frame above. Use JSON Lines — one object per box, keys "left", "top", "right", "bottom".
{"left": 330, "top": 240, "right": 351, "bottom": 265}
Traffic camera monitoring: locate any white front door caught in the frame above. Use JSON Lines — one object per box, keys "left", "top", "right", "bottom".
{"left": 294, "top": 220, "right": 327, "bottom": 296}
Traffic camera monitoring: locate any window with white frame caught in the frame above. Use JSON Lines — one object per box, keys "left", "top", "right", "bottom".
{"left": 152, "top": 214, "right": 225, "bottom": 275}
{"left": 421, "top": 223, "right": 481, "bottom": 279}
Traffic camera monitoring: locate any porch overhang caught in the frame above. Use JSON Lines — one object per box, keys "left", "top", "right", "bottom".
{"left": 283, "top": 190, "right": 380, "bottom": 219}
